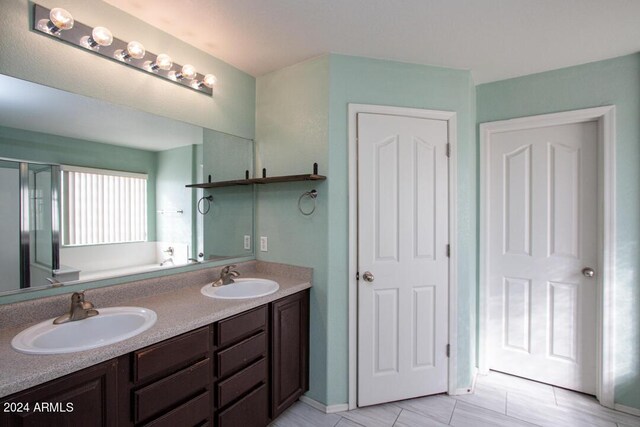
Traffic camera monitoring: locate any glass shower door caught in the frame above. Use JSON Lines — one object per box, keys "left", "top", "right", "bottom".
{"left": 0, "top": 159, "right": 59, "bottom": 292}
{"left": 0, "top": 160, "right": 21, "bottom": 292}
{"left": 28, "top": 163, "right": 60, "bottom": 288}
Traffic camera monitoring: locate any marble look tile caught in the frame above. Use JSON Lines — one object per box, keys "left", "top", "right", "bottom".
{"left": 394, "top": 409, "right": 450, "bottom": 427}
{"left": 507, "top": 392, "right": 617, "bottom": 427}
{"left": 453, "top": 382, "right": 508, "bottom": 414}
{"left": 391, "top": 394, "right": 457, "bottom": 424}
{"left": 553, "top": 388, "right": 640, "bottom": 427}
{"left": 477, "top": 371, "right": 556, "bottom": 405}
{"left": 272, "top": 401, "right": 341, "bottom": 427}
{"left": 450, "top": 401, "right": 539, "bottom": 427}
{"left": 618, "top": 422, "right": 640, "bottom": 427}
{"left": 339, "top": 403, "right": 402, "bottom": 427}
{"left": 335, "top": 418, "right": 366, "bottom": 427}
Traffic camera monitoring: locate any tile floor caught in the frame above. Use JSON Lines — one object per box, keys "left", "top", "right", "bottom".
{"left": 271, "top": 371, "right": 640, "bottom": 427}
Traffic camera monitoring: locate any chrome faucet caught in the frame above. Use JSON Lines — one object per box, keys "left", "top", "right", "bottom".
{"left": 212, "top": 264, "right": 240, "bottom": 287}
{"left": 46, "top": 277, "right": 63, "bottom": 288}
{"left": 160, "top": 257, "right": 174, "bottom": 266}
{"left": 53, "top": 291, "right": 99, "bottom": 324}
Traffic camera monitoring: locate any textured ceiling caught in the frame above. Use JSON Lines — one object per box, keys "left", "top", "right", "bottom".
{"left": 103, "top": 0, "right": 640, "bottom": 82}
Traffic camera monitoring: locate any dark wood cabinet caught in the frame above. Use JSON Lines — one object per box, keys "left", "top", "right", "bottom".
{"left": 214, "top": 306, "right": 269, "bottom": 427}
{"left": 126, "top": 326, "right": 213, "bottom": 427}
{"left": 1, "top": 289, "right": 310, "bottom": 427}
{"left": 0, "top": 359, "right": 118, "bottom": 427}
{"left": 270, "top": 289, "right": 310, "bottom": 418}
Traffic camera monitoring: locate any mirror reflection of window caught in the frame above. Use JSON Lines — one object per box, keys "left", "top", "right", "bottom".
{"left": 61, "top": 165, "right": 148, "bottom": 246}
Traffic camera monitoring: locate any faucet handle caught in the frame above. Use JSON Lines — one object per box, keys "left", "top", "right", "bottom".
{"left": 221, "top": 264, "right": 237, "bottom": 274}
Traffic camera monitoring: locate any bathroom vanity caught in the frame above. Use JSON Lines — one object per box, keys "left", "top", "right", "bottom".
{"left": 0, "top": 262, "right": 310, "bottom": 427}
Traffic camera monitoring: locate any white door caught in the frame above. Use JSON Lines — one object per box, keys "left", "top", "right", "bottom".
{"left": 357, "top": 113, "right": 449, "bottom": 407}
{"left": 487, "top": 121, "right": 598, "bottom": 393}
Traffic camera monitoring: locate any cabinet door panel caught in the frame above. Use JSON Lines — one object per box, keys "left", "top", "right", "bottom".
{"left": 270, "top": 290, "right": 310, "bottom": 418}
{"left": 0, "top": 360, "right": 117, "bottom": 427}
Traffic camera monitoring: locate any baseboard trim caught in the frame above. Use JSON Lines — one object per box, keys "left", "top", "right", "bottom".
{"left": 299, "top": 396, "right": 349, "bottom": 414}
{"left": 613, "top": 403, "right": 640, "bottom": 417}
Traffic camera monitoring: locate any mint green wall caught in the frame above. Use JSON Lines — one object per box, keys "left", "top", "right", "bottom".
{"left": 477, "top": 53, "right": 640, "bottom": 410}
{"left": 156, "top": 145, "right": 194, "bottom": 248}
{"left": 0, "top": 0, "right": 255, "bottom": 139}
{"left": 256, "top": 54, "right": 476, "bottom": 405}
{"left": 255, "top": 56, "right": 330, "bottom": 403}
{"left": 328, "top": 55, "right": 477, "bottom": 401}
{"left": 0, "top": 125, "right": 158, "bottom": 240}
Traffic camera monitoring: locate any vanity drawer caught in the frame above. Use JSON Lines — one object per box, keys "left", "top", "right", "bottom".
{"left": 217, "top": 331, "right": 267, "bottom": 378}
{"left": 217, "top": 383, "right": 268, "bottom": 427}
{"left": 134, "top": 326, "right": 210, "bottom": 383}
{"left": 135, "top": 358, "right": 211, "bottom": 423}
{"left": 216, "top": 305, "right": 267, "bottom": 347}
{"left": 143, "top": 390, "right": 211, "bottom": 427}
{"left": 216, "top": 357, "right": 267, "bottom": 408}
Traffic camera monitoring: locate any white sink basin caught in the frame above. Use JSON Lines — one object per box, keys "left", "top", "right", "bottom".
{"left": 11, "top": 307, "right": 157, "bottom": 355}
{"left": 201, "top": 278, "right": 279, "bottom": 299}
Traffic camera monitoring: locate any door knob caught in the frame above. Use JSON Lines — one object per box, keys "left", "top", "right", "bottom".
{"left": 362, "top": 271, "right": 375, "bottom": 283}
{"left": 582, "top": 267, "right": 595, "bottom": 278}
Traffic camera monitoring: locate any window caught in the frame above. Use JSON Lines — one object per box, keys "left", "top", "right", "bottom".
{"left": 61, "top": 165, "right": 147, "bottom": 246}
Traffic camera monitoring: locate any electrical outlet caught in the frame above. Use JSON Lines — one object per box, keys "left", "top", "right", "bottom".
{"left": 244, "top": 235, "right": 251, "bottom": 250}
{"left": 260, "top": 236, "right": 268, "bottom": 252}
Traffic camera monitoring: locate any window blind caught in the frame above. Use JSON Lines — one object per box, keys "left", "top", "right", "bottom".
{"left": 61, "top": 166, "right": 147, "bottom": 246}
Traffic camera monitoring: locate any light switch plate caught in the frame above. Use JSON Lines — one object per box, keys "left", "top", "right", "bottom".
{"left": 244, "top": 235, "right": 251, "bottom": 250}
{"left": 260, "top": 236, "right": 268, "bottom": 252}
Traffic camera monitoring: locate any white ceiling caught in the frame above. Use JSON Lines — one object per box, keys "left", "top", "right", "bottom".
{"left": 103, "top": 0, "right": 640, "bottom": 83}
{"left": 0, "top": 75, "right": 202, "bottom": 152}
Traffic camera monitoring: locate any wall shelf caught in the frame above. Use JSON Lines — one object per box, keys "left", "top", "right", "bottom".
{"left": 186, "top": 174, "right": 326, "bottom": 189}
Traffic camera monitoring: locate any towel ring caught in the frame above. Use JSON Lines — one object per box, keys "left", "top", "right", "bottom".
{"left": 197, "top": 195, "right": 213, "bottom": 215}
{"left": 298, "top": 189, "right": 318, "bottom": 216}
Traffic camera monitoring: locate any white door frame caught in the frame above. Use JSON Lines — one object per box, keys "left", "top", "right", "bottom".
{"left": 348, "top": 103, "right": 459, "bottom": 410}
{"left": 478, "top": 106, "right": 616, "bottom": 408}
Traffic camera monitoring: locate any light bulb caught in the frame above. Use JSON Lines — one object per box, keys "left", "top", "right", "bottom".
{"left": 180, "top": 64, "right": 197, "bottom": 80}
{"left": 92, "top": 27, "right": 113, "bottom": 46}
{"left": 155, "top": 54, "right": 173, "bottom": 70}
{"left": 49, "top": 8, "right": 74, "bottom": 31}
{"left": 192, "top": 73, "right": 217, "bottom": 90}
{"left": 145, "top": 54, "right": 173, "bottom": 72}
{"left": 203, "top": 74, "right": 217, "bottom": 88}
{"left": 40, "top": 7, "right": 74, "bottom": 34}
{"left": 126, "top": 41, "right": 146, "bottom": 59}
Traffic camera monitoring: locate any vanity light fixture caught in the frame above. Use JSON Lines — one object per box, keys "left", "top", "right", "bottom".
{"left": 33, "top": 4, "right": 215, "bottom": 96}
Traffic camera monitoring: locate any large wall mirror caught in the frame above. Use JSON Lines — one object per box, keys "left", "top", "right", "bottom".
{"left": 0, "top": 74, "right": 255, "bottom": 297}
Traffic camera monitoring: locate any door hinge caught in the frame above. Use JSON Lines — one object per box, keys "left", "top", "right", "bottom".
{"left": 446, "top": 344, "right": 450, "bottom": 358}
{"left": 446, "top": 143, "right": 451, "bottom": 158}
{"left": 446, "top": 244, "right": 450, "bottom": 258}
{"left": 356, "top": 272, "right": 360, "bottom": 280}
